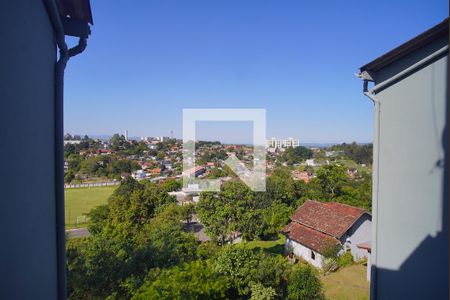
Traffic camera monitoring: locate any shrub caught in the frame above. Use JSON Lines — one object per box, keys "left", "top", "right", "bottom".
{"left": 337, "top": 251, "right": 354, "bottom": 268}
{"left": 132, "top": 260, "right": 229, "bottom": 300}
{"left": 287, "top": 264, "right": 324, "bottom": 300}
{"left": 321, "top": 258, "right": 339, "bottom": 275}
{"left": 250, "top": 282, "right": 277, "bottom": 300}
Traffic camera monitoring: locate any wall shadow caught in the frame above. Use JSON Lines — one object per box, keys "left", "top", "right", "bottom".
{"left": 370, "top": 67, "right": 449, "bottom": 300}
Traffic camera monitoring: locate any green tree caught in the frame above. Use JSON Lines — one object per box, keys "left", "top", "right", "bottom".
{"left": 156, "top": 151, "right": 165, "bottom": 160}
{"left": 287, "top": 265, "right": 324, "bottom": 300}
{"left": 135, "top": 205, "right": 198, "bottom": 269}
{"left": 262, "top": 202, "right": 293, "bottom": 238}
{"left": 86, "top": 204, "right": 109, "bottom": 235}
{"left": 181, "top": 203, "right": 196, "bottom": 224}
{"left": 132, "top": 260, "right": 229, "bottom": 300}
{"left": 260, "top": 167, "right": 298, "bottom": 207}
{"left": 197, "top": 180, "right": 262, "bottom": 243}
{"left": 315, "top": 164, "right": 347, "bottom": 198}
{"left": 214, "top": 246, "right": 260, "bottom": 296}
{"left": 197, "top": 192, "right": 231, "bottom": 245}
{"left": 283, "top": 146, "right": 313, "bottom": 165}
{"left": 250, "top": 282, "right": 277, "bottom": 300}
{"left": 68, "top": 188, "right": 197, "bottom": 299}
{"left": 160, "top": 178, "right": 182, "bottom": 192}
{"left": 110, "top": 133, "right": 127, "bottom": 151}
{"left": 66, "top": 237, "right": 89, "bottom": 300}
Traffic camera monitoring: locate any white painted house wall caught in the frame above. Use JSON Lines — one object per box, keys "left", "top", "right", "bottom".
{"left": 286, "top": 237, "right": 324, "bottom": 268}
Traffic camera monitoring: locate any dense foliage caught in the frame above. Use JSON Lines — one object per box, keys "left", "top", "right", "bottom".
{"left": 67, "top": 177, "right": 326, "bottom": 299}
{"left": 330, "top": 142, "right": 373, "bottom": 165}
{"left": 281, "top": 146, "right": 313, "bottom": 165}
{"left": 197, "top": 165, "right": 371, "bottom": 246}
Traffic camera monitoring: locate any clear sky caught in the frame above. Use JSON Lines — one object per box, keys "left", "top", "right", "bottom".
{"left": 64, "top": 0, "right": 448, "bottom": 144}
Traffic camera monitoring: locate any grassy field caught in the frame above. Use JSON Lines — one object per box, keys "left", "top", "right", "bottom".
{"left": 65, "top": 186, "right": 116, "bottom": 228}
{"left": 241, "top": 235, "right": 286, "bottom": 255}
{"left": 336, "top": 159, "right": 371, "bottom": 173}
{"left": 322, "top": 264, "right": 370, "bottom": 300}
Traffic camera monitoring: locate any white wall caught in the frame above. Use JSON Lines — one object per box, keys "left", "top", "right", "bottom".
{"left": 286, "top": 238, "right": 324, "bottom": 268}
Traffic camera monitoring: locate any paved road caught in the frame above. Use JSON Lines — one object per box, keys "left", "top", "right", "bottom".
{"left": 183, "top": 222, "right": 211, "bottom": 242}
{"left": 66, "top": 228, "right": 90, "bottom": 239}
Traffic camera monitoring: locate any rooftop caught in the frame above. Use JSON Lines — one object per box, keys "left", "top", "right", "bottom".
{"left": 360, "top": 18, "right": 448, "bottom": 74}
{"left": 281, "top": 222, "right": 339, "bottom": 253}
{"left": 290, "top": 200, "right": 367, "bottom": 239}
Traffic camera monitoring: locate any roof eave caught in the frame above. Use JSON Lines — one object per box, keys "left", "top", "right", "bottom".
{"left": 360, "top": 18, "right": 449, "bottom": 74}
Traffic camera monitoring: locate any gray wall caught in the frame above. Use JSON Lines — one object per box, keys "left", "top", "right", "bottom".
{"left": 0, "top": 1, "right": 58, "bottom": 299}
{"left": 342, "top": 214, "right": 371, "bottom": 261}
{"left": 372, "top": 47, "right": 448, "bottom": 298}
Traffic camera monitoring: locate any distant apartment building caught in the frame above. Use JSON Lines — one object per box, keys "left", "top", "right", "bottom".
{"left": 157, "top": 136, "right": 170, "bottom": 142}
{"left": 283, "top": 137, "right": 300, "bottom": 148}
{"left": 266, "top": 137, "right": 299, "bottom": 149}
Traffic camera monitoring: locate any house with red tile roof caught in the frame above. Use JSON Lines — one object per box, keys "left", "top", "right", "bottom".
{"left": 281, "top": 200, "right": 371, "bottom": 268}
{"left": 182, "top": 166, "right": 206, "bottom": 177}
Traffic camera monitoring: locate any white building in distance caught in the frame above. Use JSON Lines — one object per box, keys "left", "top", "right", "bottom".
{"left": 266, "top": 137, "right": 299, "bottom": 149}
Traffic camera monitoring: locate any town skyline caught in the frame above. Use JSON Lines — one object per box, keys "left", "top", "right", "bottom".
{"left": 64, "top": 131, "right": 371, "bottom": 145}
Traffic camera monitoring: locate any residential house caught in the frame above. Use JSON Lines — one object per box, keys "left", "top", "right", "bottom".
{"left": 97, "top": 149, "right": 112, "bottom": 155}
{"left": 141, "top": 162, "right": 152, "bottom": 170}
{"left": 182, "top": 166, "right": 206, "bottom": 177}
{"left": 281, "top": 200, "right": 371, "bottom": 269}
{"left": 132, "top": 170, "right": 147, "bottom": 180}
{"left": 292, "top": 170, "right": 312, "bottom": 183}
{"left": 150, "top": 168, "right": 162, "bottom": 176}
{"left": 305, "top": 159, "right": 317, "bottom": 167}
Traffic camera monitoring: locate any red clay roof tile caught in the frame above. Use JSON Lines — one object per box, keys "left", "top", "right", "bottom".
{"left": 281, "top": 222, "right": 339, "bottom": 254}
{"left": 291, "top": 200, "right": 366, "bottom": 238}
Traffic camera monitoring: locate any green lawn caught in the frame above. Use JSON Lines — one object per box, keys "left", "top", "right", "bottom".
{"left": 336, "top": 159, "right": 371, "bottom": 173}
{"left": 240, "top": 235, "right": 286, "bottom": 255}
{"left": 321, "top": 264, "right": 370, "bottom": 300}
{"left": 65, "top": 186, "right": 116, "bottom": 228}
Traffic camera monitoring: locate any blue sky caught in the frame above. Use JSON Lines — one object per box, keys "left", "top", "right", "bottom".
{"left": 64, "top": 0, "right": 447, "bottom": 144}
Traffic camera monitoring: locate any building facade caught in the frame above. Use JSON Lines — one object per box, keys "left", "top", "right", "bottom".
{"left": 0, "top": 1, "right": 92, "bottom": 298}
{"left": 266, "top": 137, "right": 300, "bottom": 149}
{"left": 359, "top": 18, "right": 448, "bottom": 299}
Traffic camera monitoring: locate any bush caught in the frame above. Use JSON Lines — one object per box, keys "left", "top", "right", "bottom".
{"left": 321, "top": 258, "right": 339, "bottom": 275}
{"left": 132, "top": 260, "right": 229, "bottom": 300}
{"left": 287, "top": 264, "right": 324, "bottom": 300}
{"left": 250, "top": 282, "right": 277, "bottom": 300}
{"left": 337, "top": 251, "right": 354, "bottom": 268}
